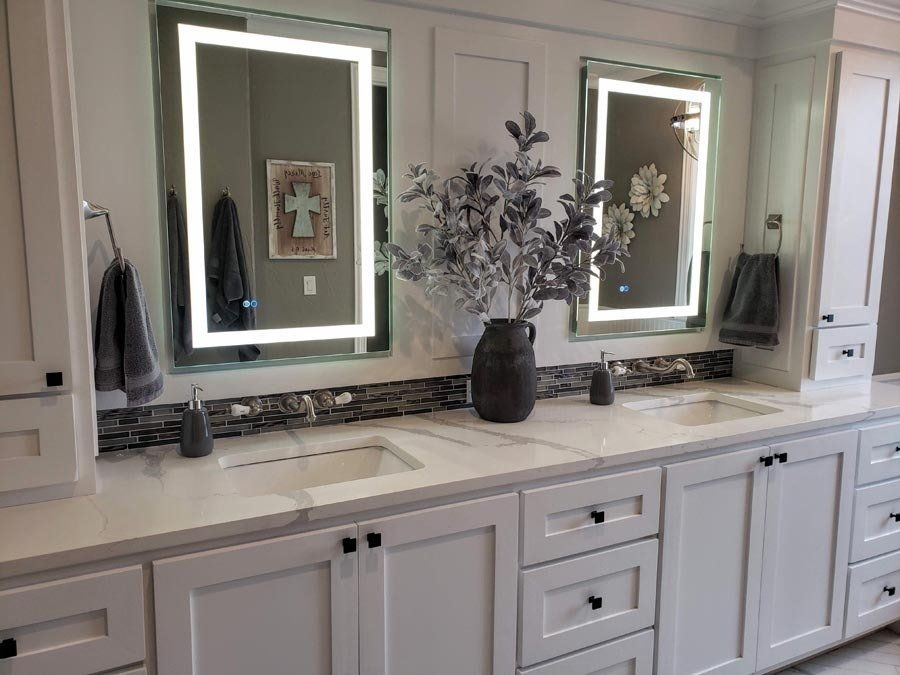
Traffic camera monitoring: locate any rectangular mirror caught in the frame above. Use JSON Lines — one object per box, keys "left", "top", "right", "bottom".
{"left": 572, "top": 59, "right": 720, "bottom": 339}
{"left": 153, "top": 2, "right": 390, "bottom": 368}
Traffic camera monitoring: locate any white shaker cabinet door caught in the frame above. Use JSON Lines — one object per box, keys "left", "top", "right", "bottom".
{"left": 358, "top": 494, "right": 519, "bottom": 675}
{"left": 755, "top": 430, "right": 856, "bottom": 670}
{"left": 657, "top": 447, "right": 769, "bottom": 675}
{"left": 153, "top": 524, "right": 359, "bottom": 675}
{"left": 817, "top": 50, "right": 900, "bottom": 328}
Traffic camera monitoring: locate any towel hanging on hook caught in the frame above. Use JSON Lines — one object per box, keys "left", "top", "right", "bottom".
{"left": 82, "top": 200, "right": 125, "bottom": 272}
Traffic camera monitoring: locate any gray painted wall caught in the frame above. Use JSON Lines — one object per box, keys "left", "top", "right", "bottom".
{"left": 876, "top": 131, "right": 900, "bottom": 376}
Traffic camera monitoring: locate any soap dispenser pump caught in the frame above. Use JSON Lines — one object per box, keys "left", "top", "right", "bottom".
{"left": 590, "top": 351, "right": 616, "bottom": 406}
{"left": 179, "top": 384, "right": 214, "bottom": 458}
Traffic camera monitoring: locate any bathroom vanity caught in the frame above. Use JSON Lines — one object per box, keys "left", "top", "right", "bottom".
{"left": 3, "top": 378, "right": 900, "bottom": 674}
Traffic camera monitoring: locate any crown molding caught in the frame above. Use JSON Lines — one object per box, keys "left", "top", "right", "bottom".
{"left": 837, "top": 0, "right": 900, "bottom": 21}
{"left": 604, "top": 0, "right": 835, "bottom": 27}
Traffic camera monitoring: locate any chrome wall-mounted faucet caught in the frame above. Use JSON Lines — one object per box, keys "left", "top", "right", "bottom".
{"left": 633, "top": 357, "right": 696, "bottom": 378}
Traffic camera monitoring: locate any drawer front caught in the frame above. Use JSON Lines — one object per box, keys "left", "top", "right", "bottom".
{"left": 810, "top": 325, "right": 877, "bottom": 381}
{"left": 846, "top": 549, "right": 900, "bottom": 639}
{"left": 518, "top": 629, "right": 654, "bottom": 675}
{"left": 0, "top": 566, "right": 145, "bottom": 675}
{"left": 521, "top": 468, "right": 661, "bottom": 565}
{"left": 519, "top": 539, "right": 658, "bottom": 666}
{"left": 851, "top": 478, "right": 900, "bottom": 562}
{"left": 858, "top": 422, "right": 900, "bottom": 485}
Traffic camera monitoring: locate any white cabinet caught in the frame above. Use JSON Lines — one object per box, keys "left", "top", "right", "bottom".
{"left": 816, "top": 50, "right": 900, "bottom": 329}
{"left": 658, "top": 431, "right": 857, "bottom": 675}
{"left": 657, "top": 447, "right": 768, "bottom": 675}
{"left": 154, "top": 524, "right": 359, "bottom": 675}
{"left": 358, "top": 494, "right": 518, "bottom": 675}
{"left": 754, "top": 431, "right": 856, "bottom": 670}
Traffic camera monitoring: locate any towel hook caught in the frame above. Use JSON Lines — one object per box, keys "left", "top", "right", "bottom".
{"left": 168, "top": 185, "right": 177, "bottom": 197}
{"left": 83, "top": 200, "right": 125, "bottom": 272}
{"left": 765, "top": 213, "right": 783, "bottom": 257}
{"left": 221, "top": 185, "right": 231, "bottom": 197}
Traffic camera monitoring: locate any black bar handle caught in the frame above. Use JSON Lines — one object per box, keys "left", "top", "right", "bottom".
{"left": 366, "top": 532, "right": 382, "bottom": 548}
{"left": 842, "top": 349, "right": 855, "bottom": 358}
{"left": 890, "top": 513, "right": 900, "bottom": 523}
{"left": 342, "top": 537, "right": 357, "bottom": 554}
{"left": 886, "top": 585, "right": 897, "bottom": 597}
{"left": 760, "top": 456, "right": 774, "bottom": 467}
{"left": 822, "top": 314, "right": 834, "bottom": 323}
{"left": 776, "top": 452, "right": 788, "bottom": 464}
{"left": 590, "top": 510, "right": 605, "bottom": 524}
{"left": 0, "top": 638, "right": 16, "bottom": 659}
{"left": 588, "top": 595, "right": 603, "bottom": 610}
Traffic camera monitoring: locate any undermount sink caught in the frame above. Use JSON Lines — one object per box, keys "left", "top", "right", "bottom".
{"left": 219, "top": 436, "right": 422, "bottom": 497}
{"left": 624, "top": 392, "right": 781, "bottom": 426}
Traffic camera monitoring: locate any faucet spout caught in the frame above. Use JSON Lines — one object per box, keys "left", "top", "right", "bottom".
{"left": 633, "top": 357, "right": 695, "bottom": 378}
{"left": 300, "top": 394, "right": 317, "bottom": 424}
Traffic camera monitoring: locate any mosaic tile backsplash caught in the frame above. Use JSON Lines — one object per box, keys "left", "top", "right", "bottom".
{"left": 97, "top": 349, "right": 733, "bottom": 453}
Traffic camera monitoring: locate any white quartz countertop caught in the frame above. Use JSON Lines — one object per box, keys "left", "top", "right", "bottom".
{"left": 3, "top": 377, "right": 900, "bottom": 579}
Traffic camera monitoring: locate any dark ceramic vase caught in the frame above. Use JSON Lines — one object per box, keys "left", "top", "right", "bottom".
{"left": 471, "top": 319, "right": 537, "bottom": 423}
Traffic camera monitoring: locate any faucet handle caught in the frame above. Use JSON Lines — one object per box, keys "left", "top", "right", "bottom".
{"left": 278, "top": 393, "right": 301, "bottom": 414}
{"left": 610, "top": 361, "right": 632, "bottom": 377}
{"left": 335, "top": 392, "right": 353, "bottom": 405}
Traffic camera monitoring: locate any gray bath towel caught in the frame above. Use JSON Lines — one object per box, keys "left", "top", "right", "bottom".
{"left": 719, "top": 252, "right": 780, "bottom": 347}
{"left": 94, "top": 260, "right": 164, "bottom": 406}
{"left": 167, "top": 192, "right": 192, "bottom": 359}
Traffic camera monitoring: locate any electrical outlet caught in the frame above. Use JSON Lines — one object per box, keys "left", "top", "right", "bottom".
{"left": 303, "top": 276, "right": 317, "bottom": 296}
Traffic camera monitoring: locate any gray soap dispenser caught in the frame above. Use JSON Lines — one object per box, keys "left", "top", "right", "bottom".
{"left": 590, "top": 351, "right": 616, "bottom": 406}
{"left": 179, "top": 384, "right": 214, "bottom": 458}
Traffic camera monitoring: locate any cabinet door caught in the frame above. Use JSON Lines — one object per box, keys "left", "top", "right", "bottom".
{"left": 657, "top": 447, "right": 769, "bottom": 675}
{"left": 358, "top": 494, "right": 518, "bottom": 675}
{"left": 0, "top": 0, "right": 74, "bottom": 395}
{"left": 755, "top": 430, "right": 856, "bottom": 670}
{"left": 817, "top": 50, "right": 900, "bottom": 328}
{"left": 154, "top": 524, "right": 358, "bottom": 675}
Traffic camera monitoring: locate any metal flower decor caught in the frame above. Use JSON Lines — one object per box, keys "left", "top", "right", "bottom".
{"left": 385, "top": 113, "right": 627, "bottom": 322}
{"left": 629, "top": 163, "right": 669, "bottom": 218}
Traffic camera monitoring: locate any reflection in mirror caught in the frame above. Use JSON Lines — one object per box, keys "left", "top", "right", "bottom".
{"left": 154, "top": 2, "right": 390, "bottom": 368}
{"left": 572, "top": 59, "right": 720, "bottom": 339}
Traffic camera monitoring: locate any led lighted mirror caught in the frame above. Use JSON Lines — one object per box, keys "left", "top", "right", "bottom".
{"left": 154, "top": 2, "right": 390, "bottom": 368}
{"left": 573, "top": 59, "right": 720, "bottom": 339}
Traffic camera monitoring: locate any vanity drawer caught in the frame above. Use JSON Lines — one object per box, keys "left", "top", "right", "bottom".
{"left": 846, "top": 549, "right": 900, "bottom": 638}
{"left": 521, "top": 467, "right": 661, "bottom": 565}
{"left": 851, "top": 478, "right": 900, "bottom": 562}
{"left": 518, "top": 539, "right": 658, "bottom": 666}
{"left": 517, "top": 628, "right": 654, "bottom": 675}
{"left": 0, "top": 566, "right": 145, "bottom": 675}
{"left": 810, "top": 325, "right": 877, "bottom": 381}
{"left": 858, "top": 422, "right": 900, "bottom": 485}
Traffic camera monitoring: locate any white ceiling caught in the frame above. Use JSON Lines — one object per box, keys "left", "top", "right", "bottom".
{"left": 605, "top": 0, "right": 900, "bottom": 26}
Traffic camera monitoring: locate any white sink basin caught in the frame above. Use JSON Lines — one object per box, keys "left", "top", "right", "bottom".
{"left": 624, "top": 392, "right": 781, "bottom": 426}
{"left": 219, "top": 436, "right": 422, "bottom": 497}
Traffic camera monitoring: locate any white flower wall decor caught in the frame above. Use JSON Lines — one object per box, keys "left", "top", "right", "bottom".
{"left": 603, "top": 202, "right": 636, "bottom": 252}
{"left": 629, "top": 163, "right": 669, "bottom": 218}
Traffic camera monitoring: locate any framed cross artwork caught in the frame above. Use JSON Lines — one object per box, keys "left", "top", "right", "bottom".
{"left": 266, "top": 159, "right": 337, "bottom": 259}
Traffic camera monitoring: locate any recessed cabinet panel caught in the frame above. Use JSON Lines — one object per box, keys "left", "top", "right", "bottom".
{"left": 755, "top": 430, "right": 856, "bottom": 670}
{"left": 851, "top": 477, "right": 900, "bottom": 562}
{"left": 657, "top": 448, "right": 768, "bottom": 675}
{"left": 517, "top": 629, "right": 654, "bottom": 675}
{"left": 358, "top": 494, "right": 518, "bottom": 675}
{"left": 521, "top": 467, "right": 660, "bottom": 565}
{"left": 519, "top": 540, "right": 657, "bottom": 667}
{"left": 817, "top": 50, "right": 900, "bottom": 327}
{"left": 857, "top": 421, "right": 900, "bottom": 485}
{"left": 810, "top": 324, "right": 877, "bottom": 381}
{"left": 846, "top": 549, "right": 900, "bottom": 638}
{"left": 154, "top": 524, "right": 358, "bottom": 675}
{"left": 0, "top": 566, "right": 144, "bottom": 675}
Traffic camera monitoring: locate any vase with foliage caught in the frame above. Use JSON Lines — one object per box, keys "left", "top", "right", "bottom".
{"left": 387, "top": 113, "right": 626, "bottom": 422}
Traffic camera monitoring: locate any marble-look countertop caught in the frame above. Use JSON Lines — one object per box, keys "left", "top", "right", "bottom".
{"left": 3, "top": 377, "right": 900, "bottom": 579}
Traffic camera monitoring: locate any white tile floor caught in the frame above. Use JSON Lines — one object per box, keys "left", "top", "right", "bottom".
{"left": 779, "top": 630, "right": 900, "bottom": 674}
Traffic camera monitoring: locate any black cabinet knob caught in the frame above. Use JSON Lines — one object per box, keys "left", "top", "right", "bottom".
{"left": 0, "top": 638, "right": 16, "bottom": 659}
{"left": 342, "top": 537, "right": 357, "bottom": 554}
{"left": 366, "top": 532, "right": 382, "bottom": 548}
{"left": 842, "top": 349, "right": 855, "bottom": 357}
{"left": 590, "top": 510, "right": 605, "bottom": 524}
{"left": 822, "top": 314, "right": 834, "bottom": 322}
{"left": 886, "top": 585, "right": 897, "bottom": 597}
{"left": 890, "top": 513, "right": 900, "bottom": 523}
{"left": 776, "top": 452, "right": 788, "bottom": 464}
{"left": 760, "top": 456, "right": 774, "bottom": 467}
{"left": 588, "top": 595, "right": 603, "bottom": 610}
{"left": 895, "top": 446, "right": 900, "bottom": 453}
{"left": 45, "top": 371, "right": 63, "bottom": 387}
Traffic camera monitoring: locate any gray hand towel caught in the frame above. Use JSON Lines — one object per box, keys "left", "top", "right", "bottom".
{"left": 167, "top": 192, "right": 192, "bottom": 359}
{"left": 94, "top": 260, "right": 164, "bottom": 406}
{"left": 719, "top": 252, "right": 780, "bottom": 347}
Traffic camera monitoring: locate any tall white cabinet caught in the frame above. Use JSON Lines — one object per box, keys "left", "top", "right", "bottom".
{"left": 0, "top": 0, "right": 95, "bottom": 505}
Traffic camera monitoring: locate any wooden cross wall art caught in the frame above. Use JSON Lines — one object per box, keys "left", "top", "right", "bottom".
{"left": 267, "top": 159, "right": 336, "bottom": 259}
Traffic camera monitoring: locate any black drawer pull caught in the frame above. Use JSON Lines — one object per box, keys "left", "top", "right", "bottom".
{"left": 885, "top": 586, "right": 897, "bottom": 597}
{"left": 895, "top": 446, "right": 900, "bottom": 453}
{"left": 588, "top": 595, "right": 603, "bottom": 610}
{"left": 890, "top": 513, "right": 900, "bottom": 523}
{"left": 366, "top": 532, "right": 382, "bottom": 548}
{"left": 822, "top": 314, "right": 834, "bottom": 323}
{"left": 590, "top": 510, "right": 605, "bottom": 524}
{"left": 760, "top": 456, "right": 773, "bottom": 467}
{"left": 0, "top": 638, "right": 16, "bottom": 659}
{"left": 45, "top": 371, "right": 63, "bottom": 387}
{"left": 842, "top": 349, "right": 855, "bottom": 358}
{"left": 342, "top": 537, "right": 357, "bottom": 554}
{"left": 776, "top": 452, "right": 788, "bottom": 464}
